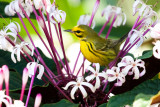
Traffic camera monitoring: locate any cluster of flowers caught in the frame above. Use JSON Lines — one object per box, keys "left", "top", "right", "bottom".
{"left": 0, "top": 65, "right": 41, "bottom": 107}
{"left": 63, "top": 56, "right": 146, "bottom": 100}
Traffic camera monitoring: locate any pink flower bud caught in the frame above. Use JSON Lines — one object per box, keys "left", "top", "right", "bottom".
{"left": 34, "top": 93, "right": 42, "bottom": 107}
{"left": 0, "top": 68, "right": 4, "bottom": 90}
{"left": 2, "top": 65, "right": 9, "bottom": 86}
{"left": 22, "top": 68, "right": 29, "bottom": 86}
{"left": 37, "top": 16, "right": 45, "bottom": 29}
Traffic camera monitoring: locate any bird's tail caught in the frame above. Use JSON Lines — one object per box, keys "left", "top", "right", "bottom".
{"left": 118, "top": 33, "right": 128, "bottom": 43}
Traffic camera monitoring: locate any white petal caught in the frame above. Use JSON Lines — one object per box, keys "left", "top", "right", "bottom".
{"left": 85, "top": 75, "right": 95, "bottom": 82}
{"left": 81, "top": 82, "right": 95, "bottom": 93}
{"left": 139, "top": 68, "right": 146, "bottom": 77}
{"left": 79, "top": 86, "right": 87, "bottom": 99}
{"left": 8, "top": 1, "right": 16, "bottom": 16}
{"left": 16, "top": 48, "right": 21, "bottom": 62}
{"left": 87, "top": 66, "right": 96, "bottom": 74}
{"left": 122, "top": 65, "right": 133, "bottom": 74}
{"left": 108, "top": 76, "right": 116, "bottom": 82}
{"left": 153, "top": 46, "right": 160, "bottom": 59}
{"left": 115, "top": 80, "right": 123, "bottom": 86}
{"left": 122, "top": 13, "right": 127, "bottom": 25}
{"left": 95, "top": 63, "right": 100, "bottom": 72}
{"left": 95, "top": 77, "right": 100, "bottom": 89}
{"left": 117, "top": 62, "right": 127, "bottom": 68}
{"left": 121, "top": 56, "right": 134, "bottom": 63}
{"left": 63, "top": 81, "right": 76, "bottom": 90}
{"left": 98, "top": 72, "right": 107, "bottom": 79}
{"left": 70, "top": 86, "right": 78, "bottom": 99}
{"left": 36, "top": 64, "right": 44, "bottom": 79}
{"left": 133, "top": 67, "right": 140, "bottom": 79}
{"left": 11, "top": 49, "right": 17, "bottom": 63}
{"left": 106, "top": 69, "right": 115, "bottom": 75}
{"left": 139, "top": 4, "right": 147, "bottom": 16}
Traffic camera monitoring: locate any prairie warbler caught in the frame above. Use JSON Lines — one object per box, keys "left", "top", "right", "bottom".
{"left": 65, "top": 25, "right": 127, "bottom": 66}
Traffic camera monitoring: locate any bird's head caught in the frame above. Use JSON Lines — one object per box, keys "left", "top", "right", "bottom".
{"left": 64, "top": 25, "right": 97, "bottom": 40}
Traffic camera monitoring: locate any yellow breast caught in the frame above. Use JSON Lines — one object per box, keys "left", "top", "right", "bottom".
{"left": 80, "top": 41, "right": 117, "bottom": 66}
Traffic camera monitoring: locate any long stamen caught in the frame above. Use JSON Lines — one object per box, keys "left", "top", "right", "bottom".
{"left": 25, "top": 63, "right": 38, "bottom": 107}
{"left": 98, "top": 15, "right": 112, "bottom": 36}
{"left": 106, "top": 14, "right": 117, "bottom": 38}
{"left": 89, "top": 0, "right": 100, "bottom": 27}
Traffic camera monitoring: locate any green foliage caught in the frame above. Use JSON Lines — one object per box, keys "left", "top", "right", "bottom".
{"left": 107, "top": 79, "right": 160, "bottom": 107}
{"left": 138, "top": 50, "right": 153, "bottom": 59}
{"left": 10, "top": 92, "right": 35, "bottom": 107}
{"left": 99, "top": 103, "right": 107, "bottom": 107}
{"left": 7, "top": 71, "right": 25, "bottom": 91}
{"left": 42, "top": 99, "right": 79, "bottom": 107}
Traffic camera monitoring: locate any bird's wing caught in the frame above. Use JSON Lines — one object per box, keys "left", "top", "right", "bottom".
{"left": 94, "top": 39, "right": 119, "bottom": 51}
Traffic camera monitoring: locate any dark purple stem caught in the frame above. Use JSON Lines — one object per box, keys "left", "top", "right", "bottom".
{"left": 72, "top": 51, "right": 81, "bottom": 74}
{"left": 103, "top": 85, "right": 115, "bottom": 102}
{"left": 102, "top": 80, "right": 108, "bottom": 92}
{"left": 105, "top": 14, "right": 117, "bottom": 39}
{"left": 25, "top": 63, "right": 38, "bottom": 107}
{"left": 89, "top": 0, "right": 100, "bottom": 27}
{"left": 98, "top": 15, "right": 112, "bottom": 36}
{"left": 38, "top": 9, "right": 65, "bottom": 79}
{"left": 17, "top": 12, "right": 57, "bottom": 80}
{"left": 58, "top": 23, "right": 71, "bottom": 79}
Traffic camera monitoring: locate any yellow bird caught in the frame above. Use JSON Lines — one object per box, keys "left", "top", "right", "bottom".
{"left": 65, "top": 25, "right": 127, "bottom": 66}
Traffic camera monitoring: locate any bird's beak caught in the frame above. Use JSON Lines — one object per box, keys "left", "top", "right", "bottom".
{"left": 64, "top": 29, "right": 73, "bottom": 33}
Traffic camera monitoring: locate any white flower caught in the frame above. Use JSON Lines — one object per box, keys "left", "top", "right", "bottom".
{"left": 4, "top": 0, "right": 25, "bottom": 18}
{"left": 63, "top": 77, "right": 95, "bottom": 99}
{"left": 107, "top": 67, "right": 126, "bottom": 86}
{"left": 6, "top": 22, "right": 21, "bottom": 34}
{"left": 26, "top": 62, "right": 44, "bottom": 79}
{"left": 153, "top": 40, "right": 160, "bottom": 59}
{"left": 24, "top": 0, "right": 33, "bottom": 17}
{"left": 85, "top": 63, "right": 106, "bottom": 89}
{"left": 33, "top": 0, "right": 43, "bottom": 9}
{"left": 118, "top": 56, "right": 146, "bottom": 79}
{"left": 102, "top": 5, "right": 126, "bottom": 27}
{"left": 11, "top": 42, "right": 34, "bottom": 63}
{"left": 77, "top": 15, "right": 95, "bottom": 29}
{"left": 0, "top": 90, "right": 12, "bottom": 106}
{"left": 133, "top": 0, "right": 152, "bottom": 16}
{"left": 129, "top": 29, "right": 144, "bottom": 49}
{"left": 0, "top": 22, "right": 20, "bottom": 50}
{"left": 4, "top": 0, "right": 33, "bottom": 17}
{"left": 150, "top": 23, "right": 160, "bottom": 39}
{"left": 49, "top": 8, "right": 66, "bottom": 24}
{"left": 10, "top": 100, "right": 25, "bottom": 107}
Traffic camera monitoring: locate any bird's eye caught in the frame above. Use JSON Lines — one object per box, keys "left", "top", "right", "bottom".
{"left": 76, "top": 30, "right": 81, "bottom": 33}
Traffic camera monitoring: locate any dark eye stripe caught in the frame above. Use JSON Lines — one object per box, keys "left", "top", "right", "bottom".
{"left": 76, "top": 35, "right": 83, "bottom": 38}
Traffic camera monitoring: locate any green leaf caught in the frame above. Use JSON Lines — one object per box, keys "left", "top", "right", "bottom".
{"left": 8, "top": 71, "right": 23, "bottom": 91}
{"left": 125, "top": 53, "right": 135, "bottom": 59}
{"left": 138, "top": 50, "right": 153, "bottom": 59}
{"left": 99, "top": 103, "right": 107, "bottom": 107}
{"left": 133, "top": 94, "right": 153, "bottom": 107}
{"left": 42, "top": 99, "right": 79, "bottom": 107}
{"left": 107, "top": 79, "right": 160, "bottom": 107}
